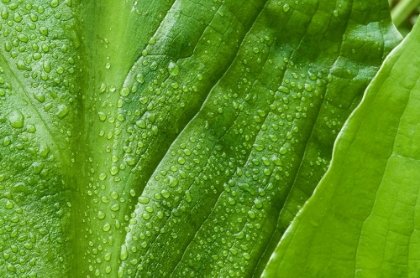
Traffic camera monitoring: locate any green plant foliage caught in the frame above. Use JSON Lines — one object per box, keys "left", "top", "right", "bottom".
{"left": 0, "top": 0, "right": 401, "bottom": 277}
{"left": 263, "top": 17, "right": 420, "bottom": 278}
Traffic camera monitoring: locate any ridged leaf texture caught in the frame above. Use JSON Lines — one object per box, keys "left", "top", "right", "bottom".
{"left": 0, "top": 0, "right": 399, "bottom": 277}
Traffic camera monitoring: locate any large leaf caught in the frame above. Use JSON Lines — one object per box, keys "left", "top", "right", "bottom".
{"left": 263, "top": 17, "right": 420, "bottom": 278}
{"left": 0, "top": 0, "right": 399, "bottom": 277}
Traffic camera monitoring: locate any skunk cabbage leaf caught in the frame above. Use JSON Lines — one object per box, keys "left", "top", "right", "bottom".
{"left": 0, "top": 0, "right": 399, "bottom": 277}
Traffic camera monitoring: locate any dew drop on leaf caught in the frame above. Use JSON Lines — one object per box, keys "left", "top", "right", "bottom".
{"left": 9, "top": 110, "right": 24, "bottom": 128}
{"left": 120, "top": 244, "right": 128, "bottom": 261}
{"left": 57, "top": 104, "right": 69, "bottom": 119}
{"left": 148, "top": 37, "right": 156, "bottom": 45}
{"left": 120, "top": 87, "right": 130, "bottom": 96}
{"left": 97, "top": 211, "right": 105, "bottom": 219}
{"left": 50, "top": 0, "right": 59, "bottom": 8}
{"left": 110, "top": 166, "right": 119, "bottom": 176}
{"left": 110, "top": 191, "right": 118, "bottom": 199}
{"left": 110, "top": 204, "right": 120, "bottom": 211}
{"left": 105, "top": 266, "right": 112, "bottom": 274}
{"left": 168, "top": 61, "right": 179, "bottom": 76}
{"left": 138, "top": 196, "right": 150, "bottom": 204}
{"left": 5, "top": 199, "right": 14, "bottom": 209}
{"left": 177, "top": 157, "right": 186, "bottom": 165}
{"left": 102, "top": 223, "right": 111, "bottom": 232}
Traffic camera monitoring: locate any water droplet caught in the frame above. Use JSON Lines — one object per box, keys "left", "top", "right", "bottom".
{"left": 168, "top": 61, "right": 179, "bottom": 76}
{"left": 1, "top": 9, "right": 9, "bottom": 20}
{"left": 168, "top": 176, "right": 178, "bottom": 187}
{"left": 118, "top": 267, "right": 124, "bottom": 278}
{"left": 98, "top": 211, "right": 105, "bottom": 219}
{"left": 43, "top": 61, "right": 51, "bottom": 73}
{"left": 5, "top": 200, "right": 14, "bottom": 209}
{"left": 120, "top": 244, "right": 128, "bottom": 261}
{"left": 39, "top": 26, "right": 48, "bottom": 36}
{"left": 283, "top": 4, "right": 290, "bottom": 12}
{"left": 3, "top": 137, "right": 11, "bottom": 146}
{"left": 304, "top": 83, "right": 313, "bottom": 92}
{"left": 120, "top": 87, "right": 130, "bottom": 96}
{"left": 311, "top": 220, "right": 319, "bottom": 226}
{"left": 110, "top": 191, "right": 119, "bottom": 200}
{"left": 50, "top": 0, "right": 59, "bottom": 8}
{"left": 161, "top": 190, "right": 170, "bottom": 198}
{"left": 57, "top": 104, "right": 69, "bottom": 118}
{"left": 272, "top": 155, "right": 282, "bottom": 166}
{"left": 32, "top": 162, "right": 44, "bottom": 174}
{"left": 254, "top": 199, "right": 263, "bottom": 209}
{"left": 103, "top": 222, "right": 111, "bottom": 231}
{"left": 9, "top": 110, "right": 24, "bottom": 128}
{"left": 27, "top": 124, "right": 36, "bottom": 133}
{"left": 142, "top": 212, "right": 151, "bottom": 220}
{"left": 177, "top": 157, "right": 186, "bottom": 165}
{"left": 253, "top": 144, "right": 264, "bottom": 151}
{"left": 14, "top": 12, "right": 23, "bottom": 23}
{"left": 33, "top": 91, "right": 45, "bottom": 102}
{"left": 148, "top": 37, "right": 156, "bottom": 45}
{"left": 278, "top": 86, "right": 290, "bottom": 94}
{"left": 138, "top": 196, "right": 150, "bottom": 204}
{"left": 110, "top": 204, "right": 120, "bottom": 211}
{"left": 125, "top": 155, "right": 136, "bottom": 166}
{"left": 150, "top": 61, "right": 158, "bottom": 70}
{"left": 104, "top": 253, "right": 111, "bottom": 261}
{"left": 136, "top": 73, "right": 145, "bottom": 84}
{"left": 18, "top": 34, "right": 28, "bottom": 42}
{"left": 110, "top": 166, "right": 119, "bottom": 176}
{"left": 280, "top": 147, "right": 288, "bottom": 154}
{"left": 185, "top": 190, "right": 192, "bottom": 203}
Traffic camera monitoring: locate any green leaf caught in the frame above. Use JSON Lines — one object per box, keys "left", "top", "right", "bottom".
{"left": 263, "top": 17, "right": 420, "bottom": 278}
{"left": 0, "top": 0, "right": 399, "bottom": 277}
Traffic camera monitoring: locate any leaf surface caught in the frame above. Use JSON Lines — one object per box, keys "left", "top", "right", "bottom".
{"left": 263, "top": 17, "right": 420, "bottom": 278}
{"left": 0, "top": 0, "right": 399, "bottom": 277}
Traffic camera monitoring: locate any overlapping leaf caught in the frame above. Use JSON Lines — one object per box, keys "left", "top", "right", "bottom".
{"left": 263, "top": 17, "right": 420, "bottom": 278}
